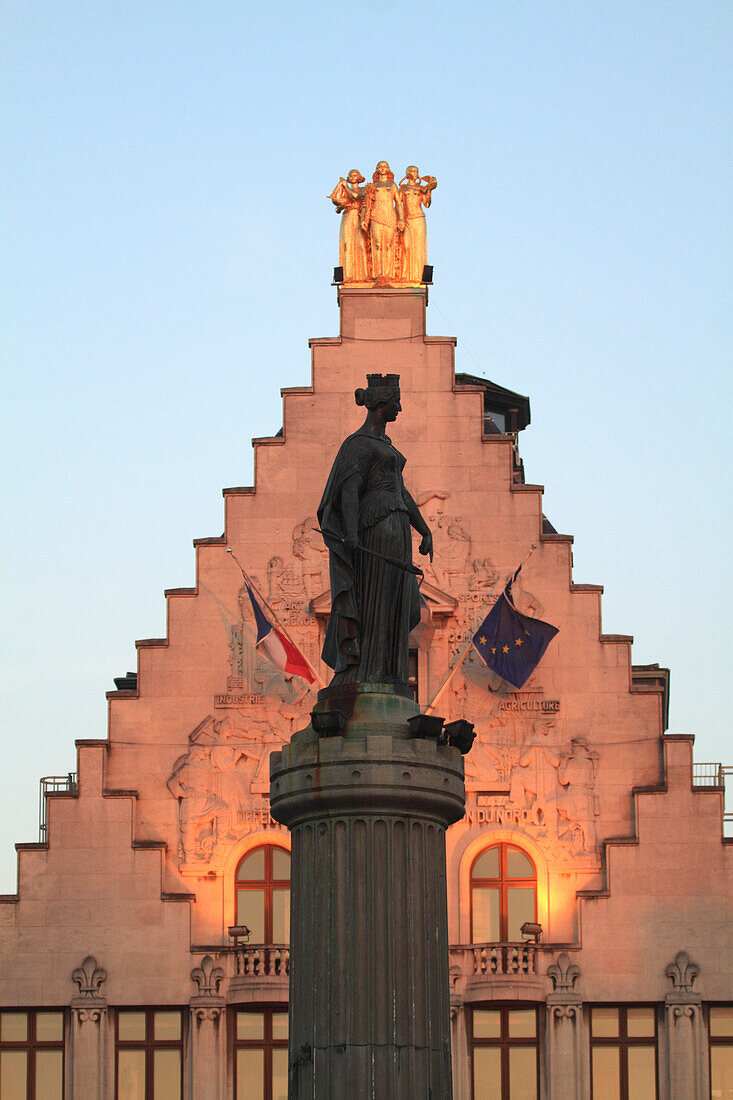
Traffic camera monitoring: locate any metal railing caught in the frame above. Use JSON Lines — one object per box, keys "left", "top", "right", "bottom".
{"left": 38, "top": 774, "right": 77, "bottom": 842}
{"left": 693, "top": 763, "right": 733, "bottom": 836}
{"left": 693, "top": 763, "right": 725, "bottom": 786}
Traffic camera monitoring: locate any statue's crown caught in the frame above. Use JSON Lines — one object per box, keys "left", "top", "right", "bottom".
{"left": 366, "top": 374, "right": 400, "bottom": 390}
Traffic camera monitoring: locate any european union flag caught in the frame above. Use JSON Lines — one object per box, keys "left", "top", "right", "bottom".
{"left": 472, "top": 567, "right": 558, "bottom": 688}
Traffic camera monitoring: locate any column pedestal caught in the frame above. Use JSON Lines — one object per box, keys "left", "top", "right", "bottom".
{"left": 270, "top": 688, "right": 465, "bottom": 1099}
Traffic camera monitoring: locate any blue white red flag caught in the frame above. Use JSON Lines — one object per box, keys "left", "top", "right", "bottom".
{"left": 471, "top": 566, "right": 558, "bottom": 689}
{"left": 246, "top": 585, "right": 315, "bottom": 684}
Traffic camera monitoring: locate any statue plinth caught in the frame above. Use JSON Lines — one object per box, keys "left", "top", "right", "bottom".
{"left": 270, "top": 692, "right": 465, "bottom": 1099}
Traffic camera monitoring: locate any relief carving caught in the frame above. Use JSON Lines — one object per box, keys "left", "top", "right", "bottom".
{"left": 464, "top": 733, "right": 600, "bottom": 862}
{"left": 168, "top": 711, "right": 292, "bottom": 866}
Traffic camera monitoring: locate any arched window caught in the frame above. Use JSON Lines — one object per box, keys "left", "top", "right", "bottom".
{"left": 470, "top": 843, "right": 536, "bottom": 942}
{"left": 235, "top": 845, "right": 290, "bottom": 945}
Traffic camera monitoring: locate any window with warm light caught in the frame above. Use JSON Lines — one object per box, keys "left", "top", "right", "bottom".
{"left": 235, "top": 845, "right": 290, "bottom": 944}
{"left": 0, "top": 1010, "right": 64, "bottom": 1099}
{"left": 709, "top": 1005, "right": 733, "bottom": 1099}
{"left": 470, "top": 1005, "right": 539, "bottom": 1099}
{"left": 233, "top": 1008, "right": 288, "bottom": 1100}
{"left": 470, "top": 843, "right": 537, "bottom": 942}
{"left": 589, "top": 1005, "right": 658, "bottom": 1100}
{"left": 115, "top": 1009, "right": 183, "bottom": 1100}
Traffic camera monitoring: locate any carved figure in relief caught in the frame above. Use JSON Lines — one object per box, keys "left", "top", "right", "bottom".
{"left": 329, "top": 170, "right": 369, "bottom": 283}
{"left": 508, "top": 744, "right": 562, "bottom": 830}
{"left": 168, "top": 710, "right": 298, "bottom": 862}
{"left": 469, "top": 558, "right": 500, "bottom": 593}
{"left": 399, "top": 166, "right": 437, "bottom": 282}
{"left": 442, "top": 523, "right": 472, "bottom": 589}
{"left": 318, "top": 374, "right": 433, "bottom": 684}
{"left": 556, "top": 738, "right": 598, "bottom": 851}
{"left": 167, "top": 746, "right": 230, "bottom": 861}
{"left": 292, "top": 517, "right": 328, "bottom": 599}
{"left": 361, "top": 162, "right": 405, "bottom": 283}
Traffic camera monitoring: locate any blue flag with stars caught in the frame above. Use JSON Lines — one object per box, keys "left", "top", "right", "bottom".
{"left": 472, "top": 566, "right": 558, "bottom": 688}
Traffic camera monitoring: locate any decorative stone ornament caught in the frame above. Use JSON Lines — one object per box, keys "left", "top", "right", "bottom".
{"left": 547, "top": 951, "right": 581, "bottom": 994}
{"left": 190, "top": 955, "right": 224, "bottom": 999}
{"left": 71, "top": 956, "right": 107, "bottom": 1000}
{"left": 665, "top": 950, "right": 699, "bottom": 995}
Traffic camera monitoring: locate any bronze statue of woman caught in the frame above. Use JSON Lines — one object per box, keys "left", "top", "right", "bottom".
{"left": 317, "top": 375, "right": 433, "bottom": 687}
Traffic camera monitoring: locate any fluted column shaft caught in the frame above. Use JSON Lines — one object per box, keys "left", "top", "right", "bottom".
{"left": 270, "top": 723, "right": 465, "bottom": 1100}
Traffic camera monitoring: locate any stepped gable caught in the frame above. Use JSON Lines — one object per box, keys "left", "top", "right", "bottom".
{"left": 576, "top": 735, "right": 733, "bottom": 1001}
{"left": 0, "top": 740, "right": 193, "bottom": 1005}
{"left": 2, "top": 281, "right": 722, "bottom": 991}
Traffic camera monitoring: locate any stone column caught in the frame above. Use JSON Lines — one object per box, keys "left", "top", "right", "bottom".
{"left": 189, "top": 955, "right": 226, "bottom": 1100}
{"left": 663, "top": 951, "right": 706, "bottom": 1100}
{"left": 188, "top": 1005, "right": 225, "bottom": 1100}
{"left": 70, "top": 955, "right": 108, "bottom": 1100}
{"left": 69, "top": 1005, "right": 108, "bottom": 1100}
{"left": 546, "top": 952, "right": 584, "bottom": 1100}
{"left": 450, "top": 1003, "right": 471, "bottom": 1100}
{"left": 270, "top": 689, "right": 465, "bottom": 1100}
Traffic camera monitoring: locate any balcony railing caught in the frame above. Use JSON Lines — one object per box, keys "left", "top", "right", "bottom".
{"left": 38, "top": 773, "right": 78, "bottom": 842}
{"left": 453, "top": 942, "right": 539, "bottom": 977}
{"left": 230, "top": 944, "right": 290, "bottom": 978}
{"left": 693, "top": 763, "right": 733, "bottom": 835}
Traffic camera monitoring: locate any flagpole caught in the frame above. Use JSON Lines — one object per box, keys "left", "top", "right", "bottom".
{"left": 226, "top": 548, "right": 325, "bottom": 690}
{"left": 424, "top": 637, "right": 474, "bottom": 715}
{"left": 424, "top": 544, "right": 539, "bottom": 715}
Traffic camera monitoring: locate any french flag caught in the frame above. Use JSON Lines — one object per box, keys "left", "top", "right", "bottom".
{"left": 246, "top": 585, "right": 315, "bottom": 684}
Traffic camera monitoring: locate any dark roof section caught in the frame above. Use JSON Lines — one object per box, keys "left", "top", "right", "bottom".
{"left": 455, "top": 373, "right": 531, "bottom": 432}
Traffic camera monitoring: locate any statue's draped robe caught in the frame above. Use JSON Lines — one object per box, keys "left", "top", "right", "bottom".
{"left": 330, "top": 181, "right": 368, "bottom": 282}
{"left": 318, "top": 430, "right": 420, "bottom": 684}
{"left": 401, "top": 184, "right": 432, "bottom": 281}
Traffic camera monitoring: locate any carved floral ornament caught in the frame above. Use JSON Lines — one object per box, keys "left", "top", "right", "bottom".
{"left": 191, "top": 955, "right": 224, "bottom": 999}
{"left": 547, "top": 952, "right": 580, "bottom": 994}
{"left": 665, "top": 950, "right": 699, "bottom": 994}
{"left": 71, "top": 955, "right": 107, "bottom": 1000}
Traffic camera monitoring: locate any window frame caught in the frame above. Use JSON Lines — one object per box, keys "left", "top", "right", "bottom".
{"left": 115, "top": 1007, "right": 184, "bottom": 1100}
{"left": 589, "top": 1004, "right": 658, "bottom": 1100}
{"left": 235, "top": 844, "right": 291, "bottom": 944}
{"left": 231, "top": 1005, "right": 289, "bottom": 1100}
{"left": 469, "top": 842, "right": 537, "bottom": 943}
{"left": 469, "top": 1003, "right": 540, "bottom": 1100}
{"left": 708, "top": 1003, "right": 733, "bottom": 1100}
{"left": 0, "top": 1009, "right": 65, "bottom": 1100}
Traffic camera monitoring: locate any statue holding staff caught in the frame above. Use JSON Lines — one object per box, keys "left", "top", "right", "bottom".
{"left": 329, "top": 169, "right": 368, "bottom": 283}
{"left": 317, "top": 374, "right": 433, "bottom": 685}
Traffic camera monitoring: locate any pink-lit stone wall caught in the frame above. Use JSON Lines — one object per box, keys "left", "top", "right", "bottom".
{"left": 0, "top": 287, "right": 729, "bottom": 1099}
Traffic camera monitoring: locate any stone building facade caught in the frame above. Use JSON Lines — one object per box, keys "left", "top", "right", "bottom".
{"left": 0, "top": 286, "right": 731, "bottom": 1099}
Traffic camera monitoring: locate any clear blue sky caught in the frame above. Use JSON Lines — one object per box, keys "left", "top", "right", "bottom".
{"left": 2, "top": 1, "right": 731, "bottom": 891}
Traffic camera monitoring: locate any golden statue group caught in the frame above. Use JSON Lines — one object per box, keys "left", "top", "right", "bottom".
{"left": 329, "top": 160, "right": 437, "bottom": 285}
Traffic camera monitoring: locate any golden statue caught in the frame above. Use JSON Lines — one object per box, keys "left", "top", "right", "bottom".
{"left": 329, "top": 160, "right": 437, "bottom": 285}
{"left": 361, "top": 161, "right": 405, "bottom": 283}
{"left": 399, "top": 167, "right": 437, "bottom": 283}
{"left": 329, "top": 170, "right": 368, "bottom": 283}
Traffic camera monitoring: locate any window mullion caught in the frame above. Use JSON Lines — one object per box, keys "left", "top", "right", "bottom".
{"left": 501, "top": 1008, "right": 510, "bottom": 1100}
